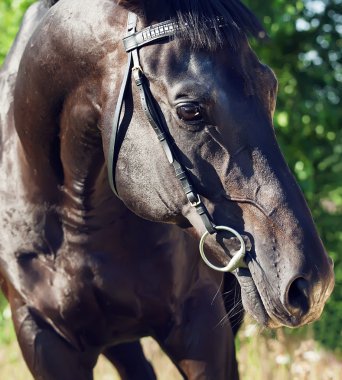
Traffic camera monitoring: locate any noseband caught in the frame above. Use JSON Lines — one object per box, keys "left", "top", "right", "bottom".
{"left": 108, "top": 12, "right": 247, "bottom": 272}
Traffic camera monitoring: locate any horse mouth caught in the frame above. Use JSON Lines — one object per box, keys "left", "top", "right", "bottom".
{"left": 235, "top": 245, "right": 335, "bottom": 329}
{"left": 236, "top": 266, "right": 304, "bottom": 329}
{"left": 235, "top": 267, "right": 276, "bottom": 328}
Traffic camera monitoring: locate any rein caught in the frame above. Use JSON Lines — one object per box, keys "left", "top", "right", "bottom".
{"left": 108, "top": 12, "right": 247, "bottom": 272}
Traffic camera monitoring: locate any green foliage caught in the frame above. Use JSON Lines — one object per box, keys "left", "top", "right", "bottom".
{"left": 0, "top": 0, "right": 341, "bottom": 351}
{"left": 0, "top": 0, "right": 35, "bottom": 63}
{"left": 0, "top": 301, "right": 16, "bottom": 346}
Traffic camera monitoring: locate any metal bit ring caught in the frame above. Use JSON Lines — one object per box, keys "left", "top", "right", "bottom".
{"left": 199, "top": 225, "right": 246, "bottom": 272}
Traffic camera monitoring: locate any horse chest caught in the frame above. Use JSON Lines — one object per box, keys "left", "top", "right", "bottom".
{"left": 13, "top": 204, "right": 192, "bottom": 344}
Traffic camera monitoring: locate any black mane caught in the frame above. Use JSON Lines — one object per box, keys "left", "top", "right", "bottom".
{"left": 166, "top": 0, "right": 266, "bottom": 50}
{"left": 45, "top": 0, "right": 265, "bottom": 50}
{"left": 44, "top": 0, "right": 59, "bottom": 6}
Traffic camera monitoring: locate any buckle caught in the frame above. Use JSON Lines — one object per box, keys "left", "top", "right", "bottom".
{"left": 132, "top": 66, "right": 144, "bottom": 85}
{"left": 190, "top": 194, "right": 202, "bottom": 207}
{"left": 132, "top": 65, "right": 143, "bottom": 76}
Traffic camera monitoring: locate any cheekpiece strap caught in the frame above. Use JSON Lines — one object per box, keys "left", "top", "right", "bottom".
{"left": 129, "top": 25, "right": 216, "bottom": 235}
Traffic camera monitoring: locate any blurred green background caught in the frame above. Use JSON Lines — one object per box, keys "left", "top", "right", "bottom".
{"left": 0, "top": 0, "right": 341, "bottom": 371}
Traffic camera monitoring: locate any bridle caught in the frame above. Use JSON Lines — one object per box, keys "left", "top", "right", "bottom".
{"left": 108, "top": 12, "right": 247, "bottom": 272}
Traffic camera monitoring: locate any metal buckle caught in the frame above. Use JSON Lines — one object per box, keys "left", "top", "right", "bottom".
{"left": 132, "top": 65, "right": 143, "bottom": 77}
{"left": 190, "top": 194, "right": 202, "bottom": 207}
{"left": 132, "top": 66, "right": 144, "bottom": 85}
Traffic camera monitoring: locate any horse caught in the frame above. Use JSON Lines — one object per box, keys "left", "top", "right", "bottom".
{"left": 0, "top": 0, "right": 334, "bottom": 379}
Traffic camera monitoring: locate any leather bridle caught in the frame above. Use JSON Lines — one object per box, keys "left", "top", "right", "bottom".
{"left": 107, "top": 12, "right": 247, "bottom": 272}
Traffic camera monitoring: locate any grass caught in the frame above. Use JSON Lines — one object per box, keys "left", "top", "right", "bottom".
{"left": 236, "top": 322, "right": 342, "bottom": 380}
{"left": 0, "top": 304, "right": 341, "bottom": 380}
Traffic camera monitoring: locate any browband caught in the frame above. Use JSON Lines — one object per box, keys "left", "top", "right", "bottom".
{"left": 123, "top": 15, "right": 229, "bottom": 52}
{"left": 123, "top": 18, "right": 181, "bottom": 52}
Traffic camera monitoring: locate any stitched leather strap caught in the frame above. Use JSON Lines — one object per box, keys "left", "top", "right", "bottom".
{"left": 123, "top": 19, "right": 180, "bottom": 52}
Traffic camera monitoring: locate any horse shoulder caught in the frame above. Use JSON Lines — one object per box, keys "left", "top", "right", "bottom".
{"left": 0, "top": 2, "right": 49, "bottom": 156}
{"left": 12, "top": 1, "right": 121, "bottom": 202}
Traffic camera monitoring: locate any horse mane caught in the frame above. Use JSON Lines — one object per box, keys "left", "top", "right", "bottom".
{"left": 44, "top": 0, "right": 59, "bottom": 7}
{"left": 44, "top": 0, "right": 265, "bottom": 50}
{"left": 169, "top": 0, "right": 266, "bottom": 50}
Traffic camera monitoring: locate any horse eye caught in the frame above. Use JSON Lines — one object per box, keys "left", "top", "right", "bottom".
{"left": 176, "top": 104, "right": 203, "bottom": 122}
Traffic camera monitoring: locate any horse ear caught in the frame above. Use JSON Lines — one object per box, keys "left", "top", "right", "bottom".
{"left": 117, "top": 0, "right": 145, "bottom": 14}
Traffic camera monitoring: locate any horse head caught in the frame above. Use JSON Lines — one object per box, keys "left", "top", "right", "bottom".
{"left": 102, "top": 0, "right": 334, "bottom": 328}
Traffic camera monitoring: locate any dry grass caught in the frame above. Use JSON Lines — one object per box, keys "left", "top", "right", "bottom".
{"left": 236, "top": 322, "right": 342, "bottom": 380}
{"left": 0, "top": 310, "right": 341, "bottom": 380}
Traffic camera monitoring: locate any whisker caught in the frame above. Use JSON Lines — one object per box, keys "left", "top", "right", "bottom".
{"left": 211, "top": 276, "right": 224, "bottom": 306}
{"left": 214, "top": 297, "right": 244, "bottom": 330}
{"left": 215, "top": 313, "right": 230, "bottom": 329}
{"left": 222, "top": 288, "right": 234, "bottom": 296}
{"left": 230, "top": 315, "right": 244, "bottom": 332}
{"left": 227, "top": 303, "right": 243, "bottom": 320}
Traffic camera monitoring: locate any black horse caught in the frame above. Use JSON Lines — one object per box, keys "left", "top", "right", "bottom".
{"left": 0, "top": 0, "right": 334, "bottom": 379}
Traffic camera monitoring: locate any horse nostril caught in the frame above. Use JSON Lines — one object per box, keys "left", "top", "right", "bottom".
{"left": 286, "top": 277, "right": 310, "bottom": 317}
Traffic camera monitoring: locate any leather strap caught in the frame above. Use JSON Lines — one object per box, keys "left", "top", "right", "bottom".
{"left": 123, "top": 19, "right": 180, "bottom": 52}
{"left": 131, "top": 54, "right": 216, "bottom": 233}
{"left": 108, "top": 12, "right": 216, "bottom": 234}
{"left": 108, "top": 13, "right": 137, "bottom": 196}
